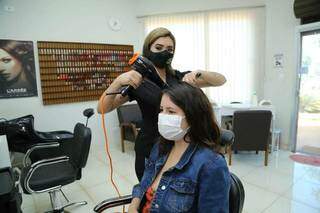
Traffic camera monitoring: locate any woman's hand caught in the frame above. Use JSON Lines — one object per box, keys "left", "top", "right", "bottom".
{"left": 116, "top": 70, "right": 143, "bottom": 89}
{"left": 182, "top": 72, "right": 198, "bottom": 87}
{"left": 97, "top": 70, "right": 142, "bottom": 114}
{"left": 183, "top": 70, "right": 226, "bottom": 88}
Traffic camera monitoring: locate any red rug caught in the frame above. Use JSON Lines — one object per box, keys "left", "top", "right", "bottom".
{"left": 290, "top": 154, "right": 320, "bottom": 167}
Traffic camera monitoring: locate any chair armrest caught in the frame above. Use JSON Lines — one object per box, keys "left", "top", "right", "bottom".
{"left": 23, "top": 142, "right": 60, "bottom": 167}
{"left": 94, "top": 195, "right": 132, "bottom": 213}
{"left": 24, "top": 156, "right": 69, "bottom": 194}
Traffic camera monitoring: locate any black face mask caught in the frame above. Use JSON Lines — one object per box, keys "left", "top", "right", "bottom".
{"left": 145, "top": 50, "right": 174, "bottom": 68}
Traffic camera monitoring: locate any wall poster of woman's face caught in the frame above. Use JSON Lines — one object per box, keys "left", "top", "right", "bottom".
{"left": 0, "top": 39, "right": 38, "bottom": 98}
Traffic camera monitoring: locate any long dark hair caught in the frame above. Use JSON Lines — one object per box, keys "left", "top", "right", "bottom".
{"left": 159, "top": 82, "right": 221, "bottom": 155}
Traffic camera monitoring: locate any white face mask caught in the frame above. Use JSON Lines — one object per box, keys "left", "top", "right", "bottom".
{"left": 158, "top": 113, "right": 189, "bottom": 141}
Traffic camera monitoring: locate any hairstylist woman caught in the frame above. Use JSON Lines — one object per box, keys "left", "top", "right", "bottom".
{"left": 97, "top": 27, "right": 226, "bottom": 181}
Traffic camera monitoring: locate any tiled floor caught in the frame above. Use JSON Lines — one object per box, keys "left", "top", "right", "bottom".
{"left": 21, "top": 141, "right": 320, "bottom": 213}
{"left": 296, "top": 112, "right": 320, "bottom": 153}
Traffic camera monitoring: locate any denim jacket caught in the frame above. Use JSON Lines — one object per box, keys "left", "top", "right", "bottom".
{"left": 132, "top": 142, "right": 230, "bottom": 213}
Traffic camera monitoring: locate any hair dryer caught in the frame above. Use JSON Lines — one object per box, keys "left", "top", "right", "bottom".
{"left": 120, "top": 53, "right": 167, "bottom": 96}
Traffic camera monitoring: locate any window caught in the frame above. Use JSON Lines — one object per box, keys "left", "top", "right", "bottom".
{"left": 142, "top": 7, "right": 265, "bottom": 104}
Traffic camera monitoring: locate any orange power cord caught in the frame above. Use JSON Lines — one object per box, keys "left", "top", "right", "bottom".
{"left": 98, "top": 53, "right": 140, "bottom": 212}
{"left": 99, "top": 94, "right": 125, "bottom": 213}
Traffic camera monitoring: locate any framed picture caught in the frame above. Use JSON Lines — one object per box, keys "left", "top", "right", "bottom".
{"left": 0, "top": 39, "right": 38, "bottom": 98}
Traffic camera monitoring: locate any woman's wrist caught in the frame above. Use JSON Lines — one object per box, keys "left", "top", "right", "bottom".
{"left": 128, "top": 204, "right": 139, "bottom": 212}
{"left": 130, "top": 197, "right": 141, "bottom": 210}
{"left": 128, "top": 204, "right": 138, "bottom": 210}
{"left": 105, "top": 79, "right": 122, "bottom": 93}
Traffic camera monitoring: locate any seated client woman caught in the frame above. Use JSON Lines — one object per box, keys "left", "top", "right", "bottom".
{"left": 128, "top": 82, "right": 230, "bottom": 213}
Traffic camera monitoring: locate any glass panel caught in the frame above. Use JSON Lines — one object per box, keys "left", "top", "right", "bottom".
{"left": 296, "top": 30, "right": 320, "bottom": 154}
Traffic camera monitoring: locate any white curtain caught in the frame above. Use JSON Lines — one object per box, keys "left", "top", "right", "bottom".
{"left": 144, "top": 13, "right": 206, "bottom": 72}
{"left": 142, "top": 7, "right": 265, "bottom": 104}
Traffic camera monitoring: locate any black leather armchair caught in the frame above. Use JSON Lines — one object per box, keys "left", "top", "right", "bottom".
{"left": 116, "top": 104, "right": 142, "bottom": 153}
{"left": 231, "top": 110, "right": 272, "bottom": 166}
{"left": 19, "top": 123, "right": 92, "bottom": 213}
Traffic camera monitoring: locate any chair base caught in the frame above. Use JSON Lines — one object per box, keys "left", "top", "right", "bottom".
{"left": 45, "top": 189, "right": 87, "bottom": 213}
{"left": 44, "top": 201, "right": 87, "bottom": 213}
{"left": 45, "top": 210, "right": 71, "bottom": 213}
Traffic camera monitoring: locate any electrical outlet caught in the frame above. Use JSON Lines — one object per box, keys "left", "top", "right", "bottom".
{"left": 4, "top": 5, "right": 15, "bottom": 12}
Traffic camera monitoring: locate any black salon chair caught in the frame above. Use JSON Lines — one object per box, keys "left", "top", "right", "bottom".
{"left": 94, "top": 130, "right": 245, "bottom": 213}
{"left": 116, "top": 104, "right": 142, "bottom": 153}
{"left": 93, "top": 172, "right": 244, "bottom": 213}
{"left": 0, "top": 167, "right": 22, "bottom": 213}
{"left": 5, "top": 108, "right": 94, "bottom": 156}
{"left": 5, "top": 115, "right": 73, "bottom": 154}
{"left": 19, "top": 123, "right": 92, "bottom": 213}
{"left": 4, "top": 109, "right": 94, "bottom": 167}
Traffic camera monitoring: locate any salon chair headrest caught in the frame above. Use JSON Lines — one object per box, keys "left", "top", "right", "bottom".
{"left": 220, "top": 129, "right": 234, "bottom": 146}
{"left": 83, "top": 108, "right": 94, "bottom": 119}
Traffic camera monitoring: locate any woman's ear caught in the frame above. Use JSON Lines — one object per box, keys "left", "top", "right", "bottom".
{"left": 181, "top": 116, "right": 189, "bottom": 129}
